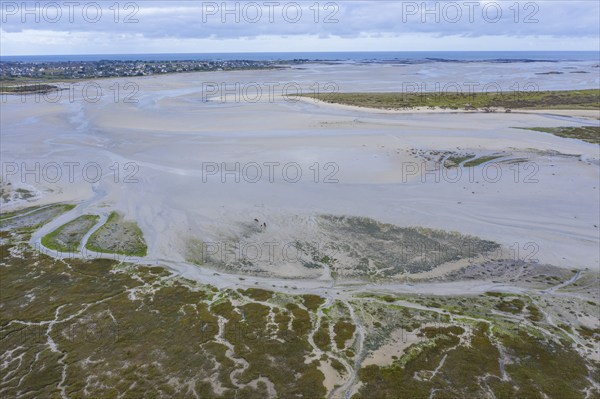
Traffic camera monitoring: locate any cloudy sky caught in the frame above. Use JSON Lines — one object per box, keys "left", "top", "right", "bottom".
{"left": 1, "top": 1, "right": 599, "bottom": 55}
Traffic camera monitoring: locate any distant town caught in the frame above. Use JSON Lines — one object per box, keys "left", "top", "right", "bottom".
{"left": 0, "top": 59, "right": 309, "bottom": 82}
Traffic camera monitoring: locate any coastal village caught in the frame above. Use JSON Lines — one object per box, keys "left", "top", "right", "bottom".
{"left": 0, "top": 59, "right": 307, "bottom": 80}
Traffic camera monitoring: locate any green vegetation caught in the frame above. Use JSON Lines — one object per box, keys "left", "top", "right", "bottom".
{"left": 501, "top": 331, "right": 592, "bottom": 398}
{"left": 295, "top": 241, "right": 337, "bottom": 270}
{"left": 526, "top": 304, "right": 544, "bottom": 322}
{"left": 517, "top": 126, "right": 600, "bottom": 145}
{"left": 315, "top": 320, "right": 332, "bottom": 352}
{"left": 577, "top": 326, "right": 600, "bottom": 340}
{"left": 1, "top": 204, "right": 598, "bottom": 398}
{"left": 85, "top": 211, "right": 147, "bottom": 256}
{"left": 303, "top": 294, "right": 326, "bottom": 311}
{"left": 41, "top": 214, "right": 99, "bottom": 252}
{"left": 0, "top": 84, "right": 62, "bottom": 94}
{"left": 286, "top": 303, "right": 312, "bottom": 337}
{"left": 211, "top": 299, "right": 326, "bottom": 397}
{"left": 463, "top": 155, "right": 503, "bottom": 167}
{"left": 357, "top": 324, "right": 475, "bottom": 398}
{"left": 333, "top": 320, "right": 356, "bottom": 350}
{"left": 420, "top": 326, "right": 465, "bottom": 338}
{"left": 303, "top": 89, "right": 600, "bottom": 110}
{"left": 1, "top": 224, "right": 328, "bottom": 398}
{"left": 0, "top": 203, "right": 75, "bottom": 231}
{"left": 331, "top": 358, "right": 346, "bottom": 374}
{"left": 1, "top": 234, "right": 223, "bottom": 397}
{"left": 354, "top": 321, "right": 596, "bottom": 399}
{"left": 444, "top": 154, "right": 475, "bottom": 168}
{"left": 484, "top": 291, "right": 507, "bottom": 297}
{"left": 0, "top": 204, "right": 44, "bottom": 220}
{"left": 496, "top": 298, "right": 526, "bottom": 314}
{"left": 239, "top": 288, "right": 274, "bottom": 301}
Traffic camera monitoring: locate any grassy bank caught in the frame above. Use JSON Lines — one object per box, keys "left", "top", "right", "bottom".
{"left": 302, "top": 89, "right": 600, "bottom": 110}
{"left": 41, "top": 214, "right": 100, "bottom": 252}
{"left": 517, "top": 126, "right": 600, "bottom": 144}
{"left": 0, "top": 84, "right": 63, "bottom": 94}
{"left": 85, "top": 211, "right": 147, "bottom": 257}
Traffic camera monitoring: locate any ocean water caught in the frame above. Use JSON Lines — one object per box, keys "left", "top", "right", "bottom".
{"left": 1, "top": 51, "right": 599, "bottom": 63}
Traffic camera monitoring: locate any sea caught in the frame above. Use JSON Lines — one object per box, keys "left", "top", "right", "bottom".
{"left": 1, "top": 51, "right": 599, "bottom": 63}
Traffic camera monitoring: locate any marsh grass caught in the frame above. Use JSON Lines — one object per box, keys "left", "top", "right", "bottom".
{"left": 516, "top": 126, "right": 600, "bottom": 145}
{"left": 41, "top": 214, "right": 99, "bottom": 252}
{"left": 0, "top": 84, "right": 62, "bottom": 94}
{"left": 85, "top": 211, "right": 147, "bottom": 257}
{"left": 0, "top": 204, "right": 75, "bottom": 231}
{"left": 303, "top": 89, "right": 600, "bottom": 110}
{"left": 2, "top": 206, "right": 597, "bottom": 398}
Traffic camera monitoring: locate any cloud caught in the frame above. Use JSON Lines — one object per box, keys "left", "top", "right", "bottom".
{"left": 1, "top": 1, "right": 598, "bottom": 54}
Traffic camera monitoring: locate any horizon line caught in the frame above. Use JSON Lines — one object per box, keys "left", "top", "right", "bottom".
{"left": 2, "top": 50, "right": 599, "bottom": 58}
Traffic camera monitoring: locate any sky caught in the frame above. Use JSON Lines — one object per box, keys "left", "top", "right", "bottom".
{"left": 0, "top": 1, "right": 599, "bottom": 55}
